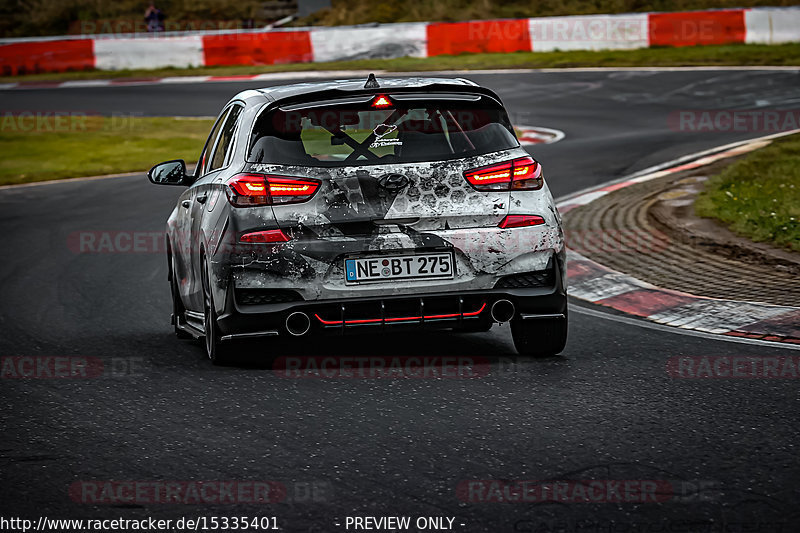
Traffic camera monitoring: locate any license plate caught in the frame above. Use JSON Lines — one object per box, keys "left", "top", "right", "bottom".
{"left": 345, "top": 253, "right": 454, "bottom": 283}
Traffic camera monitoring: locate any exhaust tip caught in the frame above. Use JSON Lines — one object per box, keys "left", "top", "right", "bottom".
{"left": 285, "top": 311, "right": 311, "bottom": 337}
{"left": 491, "top": 299, "right": 516, "bottom": 323}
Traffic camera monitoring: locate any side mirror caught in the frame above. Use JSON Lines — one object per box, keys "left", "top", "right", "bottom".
{"left": 148, "top": 160, "right": 188, "bottom": 186}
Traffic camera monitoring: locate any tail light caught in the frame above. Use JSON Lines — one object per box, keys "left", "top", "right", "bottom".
{"left": 226, "top": 174, "right": 320, "bottom": 207}
{"left": 239, "top": 229, "right": 291, "bottom": 243}
{"left": 498, "top": 215, "right": 546, "bottom": 229}
{"left": 464, "top": 157, "right": 543, "bottom": 191}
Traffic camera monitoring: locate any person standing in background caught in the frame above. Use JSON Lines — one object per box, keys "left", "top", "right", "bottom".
{"left": 144, "top": 3, "right": 165, "bottom": 32}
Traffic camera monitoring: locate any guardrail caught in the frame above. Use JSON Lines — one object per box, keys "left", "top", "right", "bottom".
{"left": 1, "top": 7, "right": 799, "bottom": 76}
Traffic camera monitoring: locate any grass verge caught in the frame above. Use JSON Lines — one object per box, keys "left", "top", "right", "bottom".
{"left": 2, "top": 43, "right": 800, "bottom": 84}
{"left": 695, "top": 133, "right": 800, "bottom": 252}
{"left": 0, "top": 116, "right": 213, "bottom": 186}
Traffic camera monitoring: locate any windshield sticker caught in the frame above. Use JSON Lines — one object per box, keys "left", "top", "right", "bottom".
{"left": 370, "top": 123, "right": 403, "bottom": 149}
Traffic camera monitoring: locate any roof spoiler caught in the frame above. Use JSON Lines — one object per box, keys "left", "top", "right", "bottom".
{"left": 264, "top": 83, "right": 504, "bottom": 110}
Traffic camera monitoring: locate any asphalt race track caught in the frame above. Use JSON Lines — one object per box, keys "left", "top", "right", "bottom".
{"left": 2, "top": 69, "right": 800, "bottom": 532}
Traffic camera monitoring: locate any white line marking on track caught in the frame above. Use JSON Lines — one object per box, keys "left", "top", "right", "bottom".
{"left": 570, "top": 304, "right": 800, "bottom": 352}
{"left": 160, "top": 76, "right": 212, "bottom": 84}
{"left": 60, "top": 80, "right": 114, "bottom": 88}
{"left": 649, "top": 300, "right": 796, "bottom": 334}
{"left": 0, "top": 171, "right": 142, "bottom": 191}
{"left": 554, "top": 128, "right": 800, "bottom": 206}
{"left": 568, "top": 271, "right": 652, "bottom": 301}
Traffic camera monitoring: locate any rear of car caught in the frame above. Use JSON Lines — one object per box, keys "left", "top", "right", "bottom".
{"left": 202, "top": 78, "right": 567, "bottom": 358}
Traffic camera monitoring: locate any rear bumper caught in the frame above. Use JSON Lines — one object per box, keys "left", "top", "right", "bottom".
{"left": 215, "top": 256, "right": 567, "bottom": 339}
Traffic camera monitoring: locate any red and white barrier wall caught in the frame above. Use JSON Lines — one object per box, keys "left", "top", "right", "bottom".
{"left": 1, "top": 7, "right": 798, "bottom": 76}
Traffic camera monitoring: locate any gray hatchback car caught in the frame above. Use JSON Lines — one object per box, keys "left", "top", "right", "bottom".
{"left": 149, "top": 75, "right": 567, "bottom": 364}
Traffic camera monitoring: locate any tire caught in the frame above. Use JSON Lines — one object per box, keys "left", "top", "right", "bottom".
{"left": 201, "top": 253, "right": 232, "bottom": 365}
{"left": 169, "top": 252, "right": 192, "bottom": 339}
{"left": 511, "top": 311, "right": 568, "bottom": 358}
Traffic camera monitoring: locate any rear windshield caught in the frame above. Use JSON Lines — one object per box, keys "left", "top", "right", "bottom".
{"left": 247, "top": 96, "right": 519, "bottom": 167}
